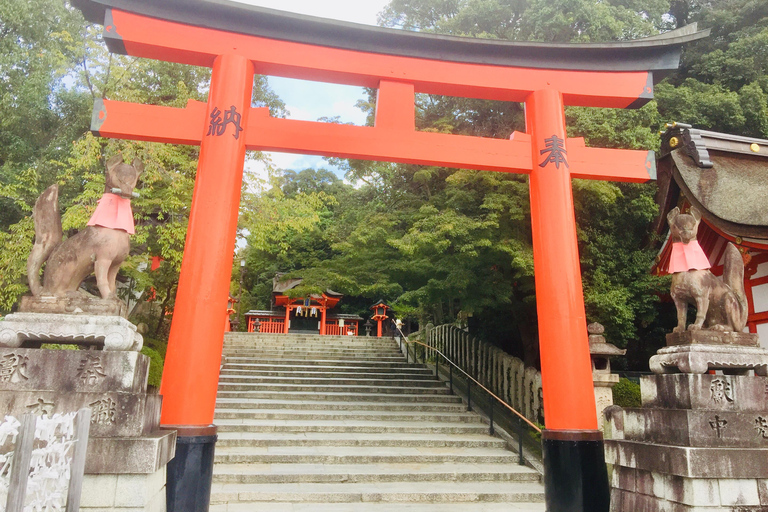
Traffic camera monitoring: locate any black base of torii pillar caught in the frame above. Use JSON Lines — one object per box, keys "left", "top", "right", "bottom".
{"left": 542, "top": 431, "right": 610, "bottom": 511}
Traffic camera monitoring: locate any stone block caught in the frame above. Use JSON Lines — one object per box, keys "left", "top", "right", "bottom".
{"left": 604, "top": 405, "right": 625, "bottom": 439}
{"left": 19, "top": 294, "right": 127, "bottom": 317}
{"left": 82, "top": 467, "right": 167, "bottom": 512}
{"left": 641, "top": 374, "right": 768, "bottom": 412}
{"left": 635, "top": 469, "right": 666, "bottom": 498}
{"left": 85, "top": 430, "right": 176, "bottom": 474}
{"left": 718, "top": 479, "right": 760, "bottom": 506}
{"left": 81, "top": 474, "right": 118, "bottom": 507}
{"left": 0, "top": 390, "right": 161, "bottom": 437}
{"left": 0, "top": 312, "right": 142, "bottom": 351}
{"left": 650, "top": 344, "right": 768, "bottom": 376}
{"left": 612, "top": 465, "right": 636, "bottom": 491}
{"left": 114, "top": 467, "right": 166, "bottom": 507}
{"left": 666, "top": 330, "right": 759, "bottom": 348}
{"left": 665, "top": 476, "right": 719, "bottom": 506}
{"left": 619, "top": 407, "right": 768, "bottom": 448}
{"left": 0, "top": 347, "right": 149, "bottom": 394}
{"left": 605, "top": 439, "right": 768, "bottom": 479}
{"left": 758, "top": 479, "right": 768, "bottom": 505}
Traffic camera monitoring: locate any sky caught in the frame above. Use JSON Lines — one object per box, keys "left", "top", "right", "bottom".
{"left": 235, "top": 0, "right": 393, "bottom": 180}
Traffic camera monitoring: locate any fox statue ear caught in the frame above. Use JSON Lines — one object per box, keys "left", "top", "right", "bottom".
{"left": 667, "top": 206, "right": 680, "bottom": 226}
{"left": 689, "top": 206, "right": 702, "bottom": 223}
{"left": 131, "top": 158, "right": 144, "bottom": 175}
{"left": 106, "top": 154, "right": 123, "bottom": 173}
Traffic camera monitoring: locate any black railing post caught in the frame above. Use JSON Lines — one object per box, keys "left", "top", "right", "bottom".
{"left": 449, "top": 364, "right": 453, "bottom": 393}
{"left": 489, "top": 399, "right": 494, "bottom": 436}
{"left": 467, "top": 379, "right": 472, "bottom": 411}
{"left": 435, "top": 353, "right": 440, "bottom": 380}
{"left": 518, "top": 418, "right": 525, "bottom": 466}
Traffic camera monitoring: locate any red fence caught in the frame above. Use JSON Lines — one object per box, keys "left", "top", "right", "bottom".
{"left": 248, "top": 318, "right": 285, "bottom": 333}
{"left": 325, "top": 323, "right": 358, "bottom": 336}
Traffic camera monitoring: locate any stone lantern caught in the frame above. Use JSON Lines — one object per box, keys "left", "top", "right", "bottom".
{"left": 369, "top": 300, "right": 391, "bottom": 337}
{"left": 588, "top": 322, "right": 625, "bottom": 429}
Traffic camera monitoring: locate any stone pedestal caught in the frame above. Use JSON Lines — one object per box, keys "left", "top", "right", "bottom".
{"left": 0, "top": 347, "right": 174, "bottom": 511}
{"left": 0, "top": 312, "right": 143, "bottom": 351}
{"left": 605, "top": 372, "right": 768, "bottom": 510}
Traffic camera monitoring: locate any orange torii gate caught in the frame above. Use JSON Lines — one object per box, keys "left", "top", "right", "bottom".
{"left": 72, "top": 1, "right": 706, "bottom": 510}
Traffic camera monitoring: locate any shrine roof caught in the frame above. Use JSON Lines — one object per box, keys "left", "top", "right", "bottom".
{"left": 72, "top": 0, "right": 707, "bottom": 76}
{"left": 272, "top": 275, "right": 342, "bottom": 297}
{"left": 655, "top": 124, "right": 768, "bottom": 242}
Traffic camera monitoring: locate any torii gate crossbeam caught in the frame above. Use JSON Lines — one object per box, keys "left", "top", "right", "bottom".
{"left": 71, "top": 1, "right": 707, "bottom": 510}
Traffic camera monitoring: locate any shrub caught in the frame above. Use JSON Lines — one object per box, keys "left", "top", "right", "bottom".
{"left": 612, "top": 377, "right": 641, "bottom": 408}
{"left": 140, "top": 345, "right": 164, "bottom": 388}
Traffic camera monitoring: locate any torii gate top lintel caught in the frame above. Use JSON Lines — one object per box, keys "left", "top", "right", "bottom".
{"left": 74, "top": 0, "right": 706, "bottom": 77}
{"left": 73, "top": 0, "right": 707, "bottom": 108}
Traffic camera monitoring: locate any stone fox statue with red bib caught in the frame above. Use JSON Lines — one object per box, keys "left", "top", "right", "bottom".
{"left": 667, "top": 206, "right": 748, "bottom": 333}
{"left": 27, "top": 154, "right": 142, "bottom": 300}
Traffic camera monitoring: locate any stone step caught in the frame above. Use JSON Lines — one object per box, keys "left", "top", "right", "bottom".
{"left": 209, "top": 481, "right": 545, "bottom": 504}
{"left": 224, "top": 344, "right": 400, "bottom": 351}
{"left": 214, "top": 409, "right": 482, "bottom": 423}
{"left": 224, "top": 334, "right": 383, "bottom": 340}
{"left": 225, "top": 354, "right": 406, "bottom": 363}
{"left": 224, "top": 349, "right": 403, "bottom": 357}
{"left": 223, "top": 360, "right": 421, "bottom": 369}
{"left": 213, "top": 446, "right": 521, "bottom": 465}
{"left": 215, "top": 433, "right": 506, "bottom": 449}
{"left": 214, "top": 420, "right": 489, "bottom": 434}
{"left": 214, "top": 333, "right": 544, "bottom": 509}
{"left": 212, "top": 462, "right": 540, "bottom": 484}
{"left": 216, "top": 383, "right": 451, "bottom": 394}
{"left": 210, "top": 502, "right": 546, "bottom": 512}
{"left": 215, "top": 390, "right": 462, "bottom": 402}
{"left": 224, "top": 341, "right": 399, "bottom": 347}
{"left": 219, "top": 368, "right": 435, "bottom": 379}
{"left": 217, "top": 376, "right": 446, "bottom": 387}
{"left": 214, "top": 398, "right": 466, "bottom": 411}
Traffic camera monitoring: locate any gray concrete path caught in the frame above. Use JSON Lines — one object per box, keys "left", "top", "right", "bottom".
{"left": 210, "top": 333, "right": 545, "bottom": 510}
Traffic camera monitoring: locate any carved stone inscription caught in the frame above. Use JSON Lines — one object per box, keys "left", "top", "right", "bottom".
{"left": 89, "top": 397, "right": 116, "bottom": 425}
{"left": 755, "top": 416, "right": 768, "bottom": 439}
{"left": 0, "top": 353, "right": 29, "bottom": 383}
{"left": 26, "top": 398, "right": 54, "bottom": 416}
{"left": 709, "top": 415, "right": 728, "bottom": 438}
{"left": 710, "top": 377, "right": 734, "bottom": 405}
{"left": 77, "top": 354, "right": 106, "bottom": 385}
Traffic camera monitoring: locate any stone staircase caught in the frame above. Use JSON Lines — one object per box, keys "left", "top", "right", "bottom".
{"left": 209, "top": 332, "right": 545, "bottom": 511}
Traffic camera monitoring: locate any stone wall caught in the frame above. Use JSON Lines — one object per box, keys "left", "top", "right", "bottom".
{"left": 422, "top": 324, "right": 544, "bottom": 425}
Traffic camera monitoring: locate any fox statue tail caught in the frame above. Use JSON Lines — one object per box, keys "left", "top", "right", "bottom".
{"left": 723, "top": 242, "right": 749, "bottom": 331}
{"left": 27, "top": 184, "right": 63, "bottom": 296}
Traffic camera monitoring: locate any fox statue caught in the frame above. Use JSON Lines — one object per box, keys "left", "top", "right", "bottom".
{"left": 667, "top": 206, "right": 748, "bottom": 333}
{"left": 27, "top": 154, "right": 142, "bottom": 301}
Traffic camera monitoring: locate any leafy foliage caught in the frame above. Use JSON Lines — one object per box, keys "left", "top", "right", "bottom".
{"left": 612, "top": 377, "right": 642, "bottom": 408}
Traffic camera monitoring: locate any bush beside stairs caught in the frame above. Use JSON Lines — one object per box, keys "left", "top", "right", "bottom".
{"left": 209, "top": 332, "right": 546, "bottom": 511}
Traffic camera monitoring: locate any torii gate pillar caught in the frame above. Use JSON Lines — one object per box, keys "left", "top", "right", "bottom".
{"left": 159, "top": 53, "right": 254, "bottom": 511}
{"left": 527, "top": 89, "right": 609, "bottom": 509}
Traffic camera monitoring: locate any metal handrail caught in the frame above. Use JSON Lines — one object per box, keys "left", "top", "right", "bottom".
{"left": 402, "top": 335, "right": 541, "bottom": 432}
{"left": 392, "top": 326, "right": 541, "bottom": 466}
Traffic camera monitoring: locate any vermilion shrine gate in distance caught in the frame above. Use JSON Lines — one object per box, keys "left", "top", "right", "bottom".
{"left": 71, "top": 1, "right": 707, "bottom": 510}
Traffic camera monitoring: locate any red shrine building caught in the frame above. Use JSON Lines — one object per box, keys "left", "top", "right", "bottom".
{"left": 653, "top": 124, "right": 768, "bottom": 346}
{"left": 245, "top": 275, "right": 362, "bottom": 335}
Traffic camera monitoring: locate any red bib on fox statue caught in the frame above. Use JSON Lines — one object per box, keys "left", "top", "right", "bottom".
{"left": 87, "top": 193, "right": 135, "bottom": 234}
{"left": 668, "top": 241, "right": 711, "bottom": 273}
